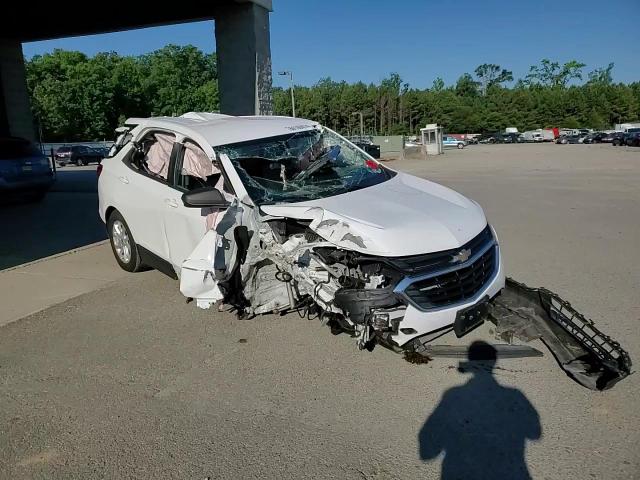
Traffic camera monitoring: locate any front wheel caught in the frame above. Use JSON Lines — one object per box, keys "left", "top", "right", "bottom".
{"left": 457, "top": 143, "right": 464, "bottom": 149}
{"left": 107, "top": 211, "right": 143, "bottom": 272}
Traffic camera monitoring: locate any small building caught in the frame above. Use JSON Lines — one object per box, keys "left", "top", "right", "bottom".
{"left": 420, "top": 124, "right": 444, "bottom": 155}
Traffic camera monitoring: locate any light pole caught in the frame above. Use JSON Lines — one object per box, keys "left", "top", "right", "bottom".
{"left": 278, "top": 70, "right": 296, "bottom": 117}
{"left": 352, "top": 111, "right": 364, "bottom": 139}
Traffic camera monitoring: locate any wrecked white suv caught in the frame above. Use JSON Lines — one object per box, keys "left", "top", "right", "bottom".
{"left": 99, "top": 113, "right": 629, "bottom": 390}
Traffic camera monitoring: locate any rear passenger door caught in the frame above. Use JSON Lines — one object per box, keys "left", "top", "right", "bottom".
{"left": 115, "top": 130, "right": 178, "bottom": 262}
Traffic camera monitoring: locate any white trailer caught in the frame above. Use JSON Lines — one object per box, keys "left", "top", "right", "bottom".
{"left": 522, "top": 129, "right": 553, "bottom": 142}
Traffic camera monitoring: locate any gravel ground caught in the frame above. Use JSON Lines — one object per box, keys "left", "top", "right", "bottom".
{"left": 1, "top": 143, "right": 638, "bottom": 479}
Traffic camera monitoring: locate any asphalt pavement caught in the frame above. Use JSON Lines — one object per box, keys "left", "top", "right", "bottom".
{"left": 0, "top": 144, "right": 638, "bottom": 479}
{"left": 0, "top": 165, "right": 106, "bottom": 270}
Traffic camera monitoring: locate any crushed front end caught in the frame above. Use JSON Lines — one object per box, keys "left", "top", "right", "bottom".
{"left": 213, "top": 213, "right": 630, "bottom": 391}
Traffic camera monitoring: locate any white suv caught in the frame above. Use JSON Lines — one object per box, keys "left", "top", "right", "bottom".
{"left": 98, "top": 112, "right": 504, "bottom": 353}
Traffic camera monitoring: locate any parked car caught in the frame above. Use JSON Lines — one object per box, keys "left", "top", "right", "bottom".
{"left": 624, "top": 132, "right": 640, "bottom": 147}
{"left": 96, "top": 112, "right": 631, "bottom": 390}
{"left": 582, "top": 132, "right": 607, "bottom": 144}
{"left": 498, "top": 133, "right": 524, "bottom": 144}
{"left": 55, "top": 145, "right": 104, "bottom": 166}
{"left": 90, "top": 146, "right": 110, "bottom": 158}
{"left": 478, "top": 133, "right": 500, "bottom": 144}
{"left": 442, "top": 135, "right": 466, "bottom": 149}
{"left": 556, "top": 134, "right": 586, "bottom": 144}
{"left": 601, "top": 132, "right": 624, "bottom": 144}
{"left": 612, "top": 133, "right": 630, "bottom": 146}
{"left": 0, "top": 136, "right": 55, "bottom": 201}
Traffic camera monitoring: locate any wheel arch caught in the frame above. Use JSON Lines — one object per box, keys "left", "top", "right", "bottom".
{"left": 105, "top": 206, "right": 118, "bottom": 223}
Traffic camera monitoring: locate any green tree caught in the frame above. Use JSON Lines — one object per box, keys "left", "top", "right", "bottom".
{"left": 524, "top": 59, "right": 586, "bottom": 88}
{"left": 25, "top": 48, "right": 637, "bottom": 140}
{"left": 431, "top": 77, "right": 445, "bottom": 92}
{"left": 455, "top": 73, "right": 479, "bottom": 97}
{"left": 587, "top": 63, "right": 615, "bottom": 85}
{"left": 474, "top": 64, "right": 513, "bottom": 95}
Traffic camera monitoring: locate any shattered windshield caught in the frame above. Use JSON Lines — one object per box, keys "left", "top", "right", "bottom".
{"left": 216, "top": 127, "right": 394, "bottom": 205}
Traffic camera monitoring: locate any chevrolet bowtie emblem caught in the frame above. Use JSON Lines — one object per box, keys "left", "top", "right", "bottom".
{"left": 450, "top": 248, "right": 471, "bottom": 264}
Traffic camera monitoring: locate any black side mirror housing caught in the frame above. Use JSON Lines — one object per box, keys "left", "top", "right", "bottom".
{"left": 181, "top": 187, "right": 230, "bottom": 208}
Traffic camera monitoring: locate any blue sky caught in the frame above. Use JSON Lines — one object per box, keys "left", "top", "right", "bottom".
{"left": 22, "top": 0, "right": 640, "bottom": 89}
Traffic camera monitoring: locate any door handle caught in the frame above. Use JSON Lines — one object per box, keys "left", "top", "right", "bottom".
{"left": 118, "top": 175, "right": 129, "bottom": 184}
{"left": 165, "top": 198, "right": 179, "bottom": 208}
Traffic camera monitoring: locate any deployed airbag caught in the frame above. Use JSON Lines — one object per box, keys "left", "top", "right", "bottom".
{"left": 145, "top": 133, "right": 174, "bottom": 179}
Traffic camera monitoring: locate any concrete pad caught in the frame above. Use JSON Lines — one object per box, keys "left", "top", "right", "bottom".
{"left": 0, "top": 241, "right": 127, "bottom": 327}
{"left": 0, "top": 144, "right": 638, "bottom": 479}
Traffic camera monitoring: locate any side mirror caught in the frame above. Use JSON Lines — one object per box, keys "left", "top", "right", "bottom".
{"left": 181, "top": 187, "right": 230, "bottom": 208}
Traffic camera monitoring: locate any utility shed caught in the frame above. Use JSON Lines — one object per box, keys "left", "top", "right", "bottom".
{"left": 371, "top": 135, "right": 405, "bottom": 160}
{"left": 421, "top": 124, "right": 443, "bottom": 155}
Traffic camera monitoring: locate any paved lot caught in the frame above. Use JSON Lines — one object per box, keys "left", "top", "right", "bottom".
{"left": 0, "top": 165, "right": 106, "bottom": 270}
{"left": 1, "top": 144, "right": 639, "bottom": 479}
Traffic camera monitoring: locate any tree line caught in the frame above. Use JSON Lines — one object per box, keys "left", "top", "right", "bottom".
{"left": 25, "top": 46, "right": 640, "bottom": 141}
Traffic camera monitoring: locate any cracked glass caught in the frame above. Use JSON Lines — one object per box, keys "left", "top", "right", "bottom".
{"left": 216, "top": 128, "right": 395, "bottom": 205}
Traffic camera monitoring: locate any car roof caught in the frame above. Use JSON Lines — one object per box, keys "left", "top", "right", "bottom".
{"left": 125, "top": 112, "right": 321, "bottom": 147}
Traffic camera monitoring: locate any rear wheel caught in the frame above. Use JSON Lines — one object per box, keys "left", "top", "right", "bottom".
{"left": 107, "top": 210, "right": 143, "bottom": 272}
{"left": 75, "top": 157, "right": 84, "bottom": 166}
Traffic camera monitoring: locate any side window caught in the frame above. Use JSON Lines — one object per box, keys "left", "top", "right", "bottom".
{"left": 173, "top": 141, "right": 223, "bottom": 192}
{"left": 128, "top": 131, "right": 175, "bottom": 182}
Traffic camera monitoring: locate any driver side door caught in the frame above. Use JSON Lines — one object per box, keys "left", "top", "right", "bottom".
{"left": 163, "top": 140, "right": 234, "bottom": 272}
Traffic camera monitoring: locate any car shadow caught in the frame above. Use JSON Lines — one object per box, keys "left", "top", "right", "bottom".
{"left": 0, "top": 169, "right": 106, "bottom": 269}
{"left": 418, "top": 341, "right": 541, "bottom": 480}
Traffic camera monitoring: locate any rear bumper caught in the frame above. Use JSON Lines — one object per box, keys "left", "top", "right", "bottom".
{"left": 0, "top": 175, "right": 55, "bottom": 193}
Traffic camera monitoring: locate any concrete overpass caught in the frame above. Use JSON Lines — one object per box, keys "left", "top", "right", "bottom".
{"left": 0, "top": 0, "right": 273, "bottom": 141}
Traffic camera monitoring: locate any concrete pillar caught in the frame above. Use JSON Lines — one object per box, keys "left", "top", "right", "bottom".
{"left": 215, "top": 2, "right": 272, "bottom": 116}
{"left": 0, "top": 40, "right": 36, "bottom": 140}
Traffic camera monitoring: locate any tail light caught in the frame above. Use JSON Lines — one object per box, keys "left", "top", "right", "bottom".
{"left": 97, "top": 163, "right": 103, "bottom": 178}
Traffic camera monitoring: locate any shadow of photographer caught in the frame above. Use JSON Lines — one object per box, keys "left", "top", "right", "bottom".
{"left": 419, "top": 341, "right": 541, "bottom": 480}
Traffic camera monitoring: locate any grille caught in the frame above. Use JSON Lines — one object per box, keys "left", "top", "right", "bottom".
{"left": 400, "top": 244, "right": 497, "bottom": 310}
{"left": 387, "top": 226, "right": 494, "bottom": 275}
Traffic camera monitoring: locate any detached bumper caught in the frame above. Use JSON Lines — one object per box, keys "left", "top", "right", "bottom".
{"left": 488, "top": 278, "right": 632, "bottom": 391}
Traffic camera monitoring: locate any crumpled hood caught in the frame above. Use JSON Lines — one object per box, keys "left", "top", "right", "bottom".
{"left": 260, "top": 172, "right": 487, "bottom": 256}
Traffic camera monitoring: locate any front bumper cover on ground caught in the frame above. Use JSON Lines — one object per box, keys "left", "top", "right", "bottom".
{"left": 488, "top": 278, "right": 632, "bottom": 391}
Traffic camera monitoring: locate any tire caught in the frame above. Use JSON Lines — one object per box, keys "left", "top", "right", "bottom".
{"left": 75, "top": 157, "right": 85, "bottom": 166}
{"left": 107, "top": 210, "right": 143, "bottom": 272}
{"left": 457, "top": 143, "right": 464, "bottom": 149}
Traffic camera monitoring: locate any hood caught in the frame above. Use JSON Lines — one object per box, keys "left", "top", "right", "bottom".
{"left": 260, "top": 172, "right": 487, "bottom": 256}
